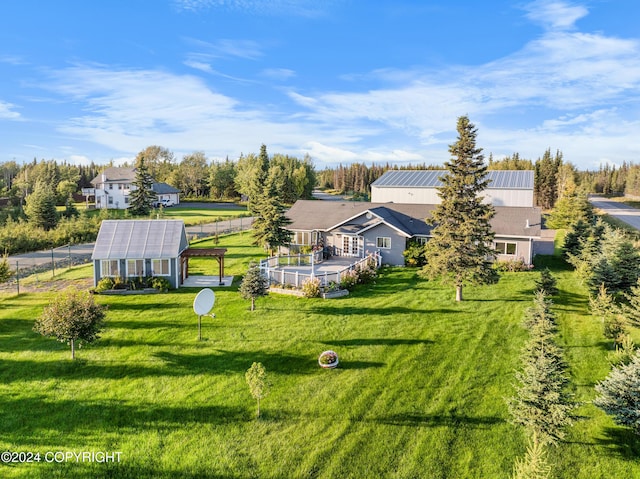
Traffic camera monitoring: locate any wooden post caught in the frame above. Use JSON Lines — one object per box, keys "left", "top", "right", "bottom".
{"left": 15, "top": 261, "right": 19, "bottom": 295}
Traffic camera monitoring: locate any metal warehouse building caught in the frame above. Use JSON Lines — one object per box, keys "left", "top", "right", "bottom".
{"left": 370, "top": 170, "right": 534, "bottom": 207}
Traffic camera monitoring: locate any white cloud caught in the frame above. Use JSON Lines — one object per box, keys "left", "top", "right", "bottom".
{"left": 184, "top": 38, "right": 264, "bottom": 60}
{"left": 523, "top": 0, "right": 588, "bottom": 31}
{"left": 261, "top": 68, "right": 296, "bottom": 81}
{"left": 0, "top": 100, "right": 21, "bottom": 120}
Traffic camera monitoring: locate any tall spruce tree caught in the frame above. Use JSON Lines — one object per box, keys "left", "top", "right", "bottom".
{"left": 24, "top": 181, "right": 58, "bottom": 230}
{"left": 247, "top": 144, "right": 270, "bottom": 215}
{"left": 251, "top": 179, "right": 291, "bottom": 256}
{"left": 509, "top": 292, "right": 576, "bottom": 446}
{"left": 128, "top": 156, "right": 157, "bottom": 216}
{"left": 419, "top": 116, "right": 498, "bottom": 301}
{"left": 534, "top": 148, "right": 561, "bottom": 209}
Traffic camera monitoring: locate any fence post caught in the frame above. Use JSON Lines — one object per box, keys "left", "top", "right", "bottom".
{"left": 51, "top": 248, "right": 55, "bottom": 278}
{"left": 295, "top": 271, "right": 299, "bottom": 288}
{"left": 15, "top": 261, "right": 19, "bottom": 295}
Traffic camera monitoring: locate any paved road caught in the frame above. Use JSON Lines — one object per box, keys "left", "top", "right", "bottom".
{"left": 312, "top": 189, "right": 352, "bottom": 201}
{"left": 5, "top": 217, "right": 254, "bottom": 275}
{"left": 589, "top": 197, "right": 640, "bottom": 230}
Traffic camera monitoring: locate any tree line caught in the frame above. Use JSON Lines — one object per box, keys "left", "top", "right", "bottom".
{"left": 3, "top": 146, "right": 640, "bottom": 216}
{"left": 0, "top": 145, "right": 317, "bottom": 208}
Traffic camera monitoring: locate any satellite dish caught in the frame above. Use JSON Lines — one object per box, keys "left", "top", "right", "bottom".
{"left": 193, "top": 288, "right": 215, "bottom": 316}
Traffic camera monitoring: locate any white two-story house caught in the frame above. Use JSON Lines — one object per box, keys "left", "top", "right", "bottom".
{"left": 89, "top": 167, "right": 180, "bottom": 209}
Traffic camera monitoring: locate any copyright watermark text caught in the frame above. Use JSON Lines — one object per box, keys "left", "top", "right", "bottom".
{"left": 1, "top": 450, "right": 122, "bottom": 463}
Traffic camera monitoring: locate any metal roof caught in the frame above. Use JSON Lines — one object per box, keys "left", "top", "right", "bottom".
{"left": 91, "top": 220, "right": 188, "bottom": 260}
{"left": 371, "top": 170, "right": 534, "bottom": 189}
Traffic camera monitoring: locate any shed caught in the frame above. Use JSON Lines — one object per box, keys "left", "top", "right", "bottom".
{"left": 91, "top": 219, "right": 189, "bottom": 288}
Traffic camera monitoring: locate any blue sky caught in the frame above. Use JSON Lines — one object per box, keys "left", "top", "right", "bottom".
{"left": 1, "top": 0, "right": 639, "bottom": 170}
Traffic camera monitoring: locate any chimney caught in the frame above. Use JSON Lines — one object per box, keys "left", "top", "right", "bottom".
{"left": 525, "top": 219, "right": 530, "bottom": 228}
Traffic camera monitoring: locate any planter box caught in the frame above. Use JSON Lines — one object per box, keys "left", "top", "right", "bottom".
{"left": 322, "top": 289, "right": 349, "bottom": 299}
{"left": 99, "top": 288, "right": 160, "bottom": 295}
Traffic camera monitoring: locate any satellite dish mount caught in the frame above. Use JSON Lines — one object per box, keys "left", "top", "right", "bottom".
{"left": 193, "top": 288, "right": 216, "bottom": 341}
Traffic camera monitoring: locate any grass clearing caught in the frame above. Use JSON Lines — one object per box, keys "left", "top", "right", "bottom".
{"left": 1, "top": 249, "right": 639, "bottom": 477}
{"left": 78, "top": 204, "right": 249, "bottom": 227}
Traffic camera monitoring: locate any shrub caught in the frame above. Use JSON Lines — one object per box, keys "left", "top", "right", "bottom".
{"left": 33, "top": 288, "right": 107, "bottom": 360}
{"left": 403, "top": 239, "right": 427, "bottom": 267}
{"left": 301, "top": 277, "right": 321, "bottom": 298}
{"left": 340, "top": 269, "right": 359, "bottom": 291}
{"left": 594, "top": 351, "right": 640, "bottom": 435}
{"left": 358, "top": 260, "right": 378, "bottom": 284}
{"left": 245, "top": 362, "right": 269, "bottom": 418}
{"left": 493, "top": 258, "right": 532, "bottom": 272}
{"left": 95, "top": 277, "right": 114, "bottom": 293}
{"left": 151, "top": 277, "right": 171, "bottom": 292}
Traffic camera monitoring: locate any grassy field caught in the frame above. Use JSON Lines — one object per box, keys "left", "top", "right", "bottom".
{"left": 1, "top": 243, "right": 639, "bottom": 478}
{"left": 76, "top": 204, "right": 249, "bottom": 227}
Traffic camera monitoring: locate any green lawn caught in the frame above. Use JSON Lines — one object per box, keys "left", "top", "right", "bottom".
{"left": 78, "top": 204, "right": 249, "bottom": 226}
{"left": 1, "top": 249, "right": 639, "bottom": 478}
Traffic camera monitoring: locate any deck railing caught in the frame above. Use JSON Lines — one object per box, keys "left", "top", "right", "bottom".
{"left": 260, "top": 252, "right": 382, "bottom": 289}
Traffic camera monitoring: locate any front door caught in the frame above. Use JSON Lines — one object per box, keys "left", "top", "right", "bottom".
{"left": 342, "top": 235, "right": 360, "bottom": 256}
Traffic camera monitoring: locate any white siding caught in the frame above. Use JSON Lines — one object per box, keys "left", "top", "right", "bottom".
{"left": 371, "top": 186, "right": 533, "bottom": 207}
{"left": 371, "top": 187, "right": 441, "bottom": 205}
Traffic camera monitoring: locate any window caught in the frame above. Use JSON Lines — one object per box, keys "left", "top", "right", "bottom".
{"left": 108, "top": 196, "right": 113, "bottom": 205}
{"left": 292, "top": 231, "right": 310, "bottom": 245}
{"left": 126, "top": 259, "right": 145, "bottom": 277}
{"left": 124, "top": 196, "right": 129, "bottom": 204}
{"left": 109, "top": 183, "right": 113, "bottom": 190}
{"left": 101, "top": 260, "right": 119, "bottom": 277}
{"left": 376, "top": 237, "right": 391, "bottom": 249}
{"left": 495, "top": 242, "right": 517, "bottom": 255}
{"left": 151, "top": 259, "right": 170, "bottom": 276}
{"left": 414, "top": 236, "right": 428, "bottom": 245}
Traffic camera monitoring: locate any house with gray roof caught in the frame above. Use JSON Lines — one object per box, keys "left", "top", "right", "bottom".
{"left": 152, "top": 182, "right": 181, "bottom": 206}
{"left": 91, "top": 219, "right": 189, "bottom": 288}
{"left": 371, "top": 170, "right": 534, "bottom": 207}
{"left": 89, "top": 167, "right": 181, "bottom": 209}
{"left": 285, "top": 200, "right": 544, "bottom": 266}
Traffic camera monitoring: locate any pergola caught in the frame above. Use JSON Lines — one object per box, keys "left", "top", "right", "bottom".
{"left": 180, "top": 248, "right": 228, "bottom": 285}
